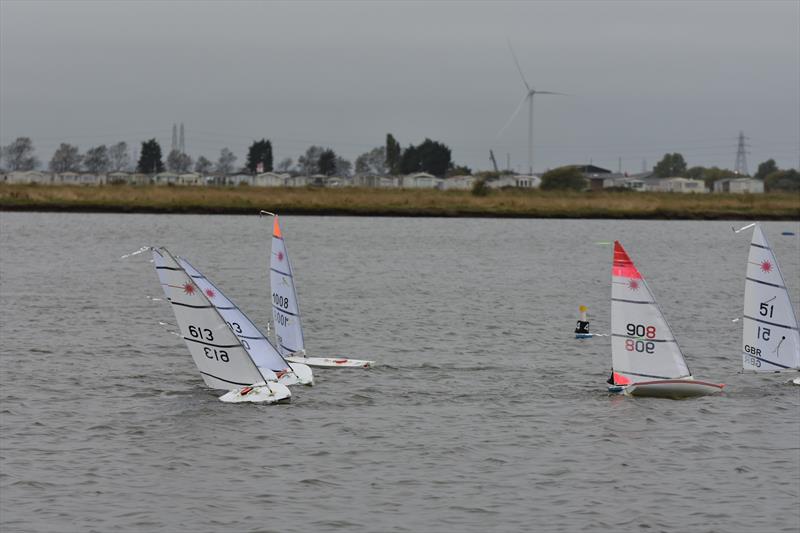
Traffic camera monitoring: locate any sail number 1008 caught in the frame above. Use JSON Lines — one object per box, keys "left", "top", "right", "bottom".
{"left": 625, "top": 323, "right": 656, "bottom": 354}
{"left": 272, "top": 293, "right": 290, "bottom": 310}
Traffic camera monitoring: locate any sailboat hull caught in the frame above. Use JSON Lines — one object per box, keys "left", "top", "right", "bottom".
{"left": 285, "top": 356, "right": 373, "bottom": 368}
{"left": 623, "top": 379, "right": 724, "bottom": 399}
{"left": 218, "top": 382, "right": 292, "bottom": 404}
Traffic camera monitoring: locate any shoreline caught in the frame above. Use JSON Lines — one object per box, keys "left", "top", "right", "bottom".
{"left": 1, "top": 184, "right": 798, "bottom": 220}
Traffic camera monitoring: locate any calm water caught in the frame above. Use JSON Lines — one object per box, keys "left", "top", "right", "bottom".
{"left": 1, "top": 212, "right": 798, "bottom": 533}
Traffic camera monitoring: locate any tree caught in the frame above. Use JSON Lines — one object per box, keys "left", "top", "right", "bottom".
{"left": 137, "top": 139, "right": 164, "bottom": 174}
{"left": 653, "top": 153, "right": 687, "bottom": 178}
{"left": 49, "top": 143, "right": 83, "bottom": 173}
{"left": 83, "top": 145, "right": 110, "bottom": 173}
{"left": 245, "top": 139, "right": 273, "bottom": 173}
{"left": 399, "top": 139, "right": 452, "bottom": 177}
{"left": 298, "top": 146, "right": 324, "bottom": 175}
{"left": 335, "top": 156, "right": 352, "bottom": 177}
{"left": 686, "top": 166, "right": 705, "bottom": 181}
{"left": 700, "top": 166, "right": 737, "bottom": 188}
{"left": 108, "top": 141, "right": 130, "bottom": 172}
{"left": 447, "top": 164, "right": 472, "bottom": 177}
{"left": 540, "top": 165, "right": 588, "bottom": 190}
{"left": 764, "top": 169, "right": 800, "bottom": 192}
{"left": 754, "top": 159, "right": 778, "bottom": 181}
{"left": 318, "top": 149, "right": 337, "bottom": 176}
{"left": 1, "top": 137, "right": 39, "bottom": 171}
{"left": 355, "top": 146, "right": 387, "bottom": 175}
{"left": 166, "top": 149, "right": 192, "bottom": 172}
{"left": 194, "top": 156, "right": 212, "bottom": 174}
{"left": 386, "top": 133, "right": 401, "bottom": 174}
{"left": 276, "top": 157, "right": 293, "bottom": 172}
{"left": 216, "top": 148, "right": 237, "bottom": 174}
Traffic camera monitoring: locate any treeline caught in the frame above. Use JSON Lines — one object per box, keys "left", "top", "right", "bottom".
{"left": 0, "top": 134, "right": 469, "bottom": 178}
{"left": 533, "top": 153, "right": 798, "bottom": 192}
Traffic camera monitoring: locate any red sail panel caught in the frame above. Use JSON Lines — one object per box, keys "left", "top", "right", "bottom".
{"left": 612, "top": 241, "right": 642, "bottom": 279}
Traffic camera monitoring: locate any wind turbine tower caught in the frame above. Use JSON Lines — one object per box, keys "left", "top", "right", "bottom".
{"left": 499, "top": 42, "right": 566, "bottom": 175}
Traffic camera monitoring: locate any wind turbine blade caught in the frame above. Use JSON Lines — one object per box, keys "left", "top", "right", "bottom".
{"left": 497, "top": 92, "right": 530, "bottom": 137}
{"left": 535, "top": 91, "right": 568, "bottom": 96}
{"left": 507, "top": 39, "right": 531, "bottom": 92}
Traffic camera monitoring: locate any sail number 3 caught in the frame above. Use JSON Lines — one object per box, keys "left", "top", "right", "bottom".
{"left": 625, "top": 323, "right": 656, "bottom": 354}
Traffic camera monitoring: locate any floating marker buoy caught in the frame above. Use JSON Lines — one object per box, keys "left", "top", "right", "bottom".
{"left": 575, "top": 305, "right": 592, "bottom": 338}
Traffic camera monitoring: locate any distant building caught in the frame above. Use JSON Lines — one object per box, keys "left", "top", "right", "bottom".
{"left": 153, "top": 172, "right": 180, "bottom": 186}
{"left": 4, "top": 171, "right": 53, "bottom": 184}
{"left": 253, "top": 172, "right": 287, "bottom": 187}
{"left": 655, "top": 177, "right": 708, "bottom": 193}
{"left": 351, "top": 174, "right": 399, "bottom": 188}
{"left": 285, "top": 175, "right": 311, "bottom": 187}
{"left": 442, "top": 175, "right": 478, "bottom": 190}
{"left": 486, "top": 174, "right": 540, "bottom": 189}
{"left": 713, "top": 177, "right": 764, "bottom": 194}
{"left": 401, "top": 172, "right": 442, "bottom": 189}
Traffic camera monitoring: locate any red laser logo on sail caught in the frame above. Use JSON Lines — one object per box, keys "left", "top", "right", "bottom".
{"left": 628, "top": 279, "right": 640, "bottom": 291}
{"left": 276, "top": 251, "right": 284, "bottom": 262}
{"left": 760, "top": 260, "right": 772, "bottom": 273}
{"left": 183, "top": 282, "right": 195, "bottom": 294}
{"left": 205, "top": 288, "right": 215, "bottom": 298}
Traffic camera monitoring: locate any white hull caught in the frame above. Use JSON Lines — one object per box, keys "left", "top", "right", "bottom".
{"left": 285, "top": 355, "right": 374, "bottom": 368}
{"left": 218, "top": 382, "right": 291, "bottom": 404}
{"left": 623, "top": 379, "right": 724, "bottom": 399}
{"left": 287, "top": 362, "right": 314, "bottom": 385}
{"left": 792, "top": 377, "right": 800, "bottom": 386}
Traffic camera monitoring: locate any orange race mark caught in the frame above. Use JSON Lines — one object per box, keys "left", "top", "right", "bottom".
{"left": 273, "top": 216, "right": 282, "bottom": 238}
{"left": 612, "top": 241, "right": 642, "bottom": 280}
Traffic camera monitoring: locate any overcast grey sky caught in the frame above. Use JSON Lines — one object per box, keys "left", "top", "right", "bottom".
{"left": 1, "top": 0, "right": 798, "bottom": 174}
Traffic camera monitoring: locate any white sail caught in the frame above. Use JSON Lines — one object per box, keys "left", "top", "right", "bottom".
{"left": 741, "top": 224, "right": 800, "bottom": 372}
{"left": 176, "top": 257, "right": 294, "bottom": 376}
{"left": 610, "top": 241, "right": 691, "bottom": 385}
{"left": 152, "top": 248, "right": 278, "bottom": 389}
{"left": 270, "top": 216, "right": 305, "bottom": 357}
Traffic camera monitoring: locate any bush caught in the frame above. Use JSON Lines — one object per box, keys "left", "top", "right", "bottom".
{"left": 540, "top": 166, "right": 587, "bottom": 191}
{"left": 764, "top": 169, "right": 800, "bottom": 192}
{"left": 471, "top": 179, "right": 490, "bottom": 197}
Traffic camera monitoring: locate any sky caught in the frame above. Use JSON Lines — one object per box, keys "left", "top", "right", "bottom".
{"left": 1, "top": 0, "right": 798, "bottom": 175}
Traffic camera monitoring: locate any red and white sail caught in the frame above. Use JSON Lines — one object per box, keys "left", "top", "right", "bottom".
{"left": 742, "top": 224, "right": 800, "bottom": 372}
{"left": 610, "top": 241, "right": 691, "bottom": 385}
{"left": 270, "top": 216, "right": 305, "bottom": 357}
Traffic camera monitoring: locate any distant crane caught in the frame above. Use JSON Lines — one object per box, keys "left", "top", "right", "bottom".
{"left": 499, "top": 40, "right": 567, "bottom": 175}
{"left": 489, "top": 150, "right": 499, "bottom": 173}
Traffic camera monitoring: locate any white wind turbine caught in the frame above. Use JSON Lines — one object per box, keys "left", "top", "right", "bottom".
{"left": 499, "top": 42, "right": 566, "bottom": 175}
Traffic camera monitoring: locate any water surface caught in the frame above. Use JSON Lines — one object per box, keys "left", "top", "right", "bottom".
{"left": 1, "top": 213, "right": 798, "bottom": 532}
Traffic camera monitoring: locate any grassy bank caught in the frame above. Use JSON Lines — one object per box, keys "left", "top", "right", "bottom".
{"left": 0, "top": 184, "right": 798, "bottom": 219}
